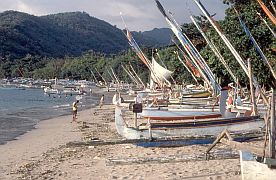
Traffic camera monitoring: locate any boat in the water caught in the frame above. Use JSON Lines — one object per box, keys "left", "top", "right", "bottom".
{"left": 62, "top": 87, "right": 82, "bottom": 95}
{"left": 43, "top": 87, "right": 59, "bottom": 94}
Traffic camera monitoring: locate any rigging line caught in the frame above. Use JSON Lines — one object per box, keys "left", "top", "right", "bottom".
{"left": 166, "top": 7, "right": 219, "bottom": 90}
{"left": 107, "top": 69, "right": 115, "bottom": 83}
{"left": 193, "top": 0, "right": 269, "bottom": 105}
{"left": 122, "top": 65, "right": 139, "bottom": 86}
{"left": 123, "top": 64, "right": 141, "bottom": 86}
{"left": 234, "top": 7, "right": 276, "bottom": 81}
{"left": 90, "top": 68, "right": 99, "bottom": 84}
{"left": 111, "top": 67, "right": 121, "bottom": 85}
{"left": 126, "top": 66, "right": 141, "bottom": 86}
{"left": 120, "top": 12, "right": 127, "bottom": 29}
{"left": 190, "top": 15, "right": 237, "bottom": 84}
{"left": 95, "top": 68, "right": 107, "bottom": 85}
{"left": 257, "top": 11, "right": 276, "bottom": 38}
{"left": 270, "top": 1, "right": 276, "bottom": 15}
{"left": 155, "top": 51, "right": 167, "bottom": 68}
{"left": 172, "top": 38, "right": 209, "bottom": 87}
{"left": 176, "top": 51, "right": 199, "bottom": 84}
{"left": 128, "top": 63, "right": 146, "bottom": 88}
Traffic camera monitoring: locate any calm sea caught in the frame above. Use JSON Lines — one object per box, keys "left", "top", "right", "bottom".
{"left": 0, "top": 87, "right": 100, "bottom": 145}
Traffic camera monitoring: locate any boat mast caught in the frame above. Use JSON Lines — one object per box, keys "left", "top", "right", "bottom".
{"left": 122, "top": 65, "right": 140, "bottom": 86}
{"left": 235, "top": 8, "right": 276, "bottom": 82}
{"left": 176, "top": 52, "right": 199, "bottom": 84}
{"left": 193, "top": 0, "right": 269, "bottom": 106}
{"left": 190, "top": 15, "right": 237, "bottom": 84}
{"left": 257, "top": 12, "right": 276, "bottom": 38}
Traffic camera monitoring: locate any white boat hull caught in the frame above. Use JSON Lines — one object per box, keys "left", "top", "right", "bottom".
{"left": 240, "top": 151, "right": 276, "bottom": 180}
{"left": 115, "top": 106, "right": 263, "bottom": 140}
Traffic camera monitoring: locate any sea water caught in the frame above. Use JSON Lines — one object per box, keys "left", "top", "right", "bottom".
{"left": 0, "top": 87, "right": 99, "bottom": 145}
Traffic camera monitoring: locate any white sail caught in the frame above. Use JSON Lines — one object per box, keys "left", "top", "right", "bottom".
{"left": 151, "top": 57, "right": 173, "bottom": 85}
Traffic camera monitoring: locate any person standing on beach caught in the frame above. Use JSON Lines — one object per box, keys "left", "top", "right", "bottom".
{"left": 100, "top": 94, "right": 104, "bottom": 108}
{"left": 72, "top": 100, "right": 79, "bottom": 122}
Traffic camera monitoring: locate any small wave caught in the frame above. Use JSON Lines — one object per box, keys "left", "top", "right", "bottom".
{"left": 52, "top": 104, "right": 70, "bottom": 108}
{"left": 0, "top": 108, "right": 8, "bottom": 112}
{"left": 27, "top": 99, "right": 44, "bottom": 102}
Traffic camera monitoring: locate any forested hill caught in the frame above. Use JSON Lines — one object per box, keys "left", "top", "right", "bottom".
{"left": 0, "top": 11, "right": 171, "bottom": 60}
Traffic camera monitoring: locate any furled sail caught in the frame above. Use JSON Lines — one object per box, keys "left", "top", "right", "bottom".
{"left": 155, "top": 0, "right": 221, "bottom": 95}
{"left": 176, "top": 52, "right": 199, "bottom": 84}
{"left": 123, "top": 28, "right": 163, "bottom": 87}
{"left": 121, "top": 14, "right": 174, "bottom": 88}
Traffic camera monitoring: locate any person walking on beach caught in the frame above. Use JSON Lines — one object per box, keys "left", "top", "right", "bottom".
{"left": 100, "top": 94, "right": 104, "bottom": 108}
{"left": 72, "top": 100, "right": 79, "bottom": 122}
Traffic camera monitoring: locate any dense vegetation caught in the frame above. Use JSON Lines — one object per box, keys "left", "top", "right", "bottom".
{"left": 0, "top": 11, "right": 171, "bottom": 60}
{"left": 201, "top": 0, "right": 276, "bottom": 87}
{"left": 0, "top": 0, "right": 275, "bottom": 88}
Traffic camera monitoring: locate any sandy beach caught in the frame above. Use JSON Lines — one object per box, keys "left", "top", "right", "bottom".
{"left": 0, "top": 93, "right": 265, "bottom": 180}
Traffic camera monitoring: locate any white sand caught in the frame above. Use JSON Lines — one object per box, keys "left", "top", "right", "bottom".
{"left": 0, "top": 109, "right": 83, "bottom": 179}
{"left": 0, "top": 103, "right": 253, "bottom": 180}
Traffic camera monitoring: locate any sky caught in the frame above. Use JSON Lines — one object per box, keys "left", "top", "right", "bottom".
{"left": 0, "top": 0, "right": 229, "bottom": 31}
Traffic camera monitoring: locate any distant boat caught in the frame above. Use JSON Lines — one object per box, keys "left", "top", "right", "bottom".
{"left": 0, "top": 84, "right": 25, "bottom": 90}
{"left": 62, "top": 89, "right": 82, "bottom": 95}
{"left": 43, "top": 87, "right": 59, "bottom": 94}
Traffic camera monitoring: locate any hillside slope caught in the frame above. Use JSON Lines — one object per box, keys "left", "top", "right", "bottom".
{"left": 0, "top": 11, "right": 171, "bottom": 60}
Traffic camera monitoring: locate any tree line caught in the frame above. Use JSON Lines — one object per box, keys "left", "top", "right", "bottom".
{"left": 0, "top": 0, "right": 275, "bottom": 88}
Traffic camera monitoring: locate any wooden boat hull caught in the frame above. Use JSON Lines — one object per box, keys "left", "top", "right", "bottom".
{"left": 115, "top": 106, "right": 264, "bottom": 140}
{"left": 182, "top": 91, "right": 211, "bottom": 98}
{"left": 141, "top": 107, "right": 222, "bottom": 121}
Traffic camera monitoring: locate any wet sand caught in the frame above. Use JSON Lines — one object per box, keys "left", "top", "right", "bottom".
{"left": 0, "top": 94, "right": 264, "bottom": 180}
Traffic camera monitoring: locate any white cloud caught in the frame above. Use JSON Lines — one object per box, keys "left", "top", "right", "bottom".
{"left": 0, "top": 0, "right": 229, "bottom": 31}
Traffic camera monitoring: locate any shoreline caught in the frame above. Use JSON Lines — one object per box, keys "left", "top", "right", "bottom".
{"left": 0, "top": 87, "right": 108, "bottom": 145}
{"left": 0, "top": 93, "right": 263, "bottom": 179}
{"left": 0, "top": 108, "right": 84, "bottom": 179}
{"left": 0, "top": 90, "right": 115, "bottom": 179}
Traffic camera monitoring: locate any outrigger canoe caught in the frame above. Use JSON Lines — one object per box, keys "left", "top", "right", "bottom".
{"left": 115, "top": 106, "right": 263, "bottom": 139}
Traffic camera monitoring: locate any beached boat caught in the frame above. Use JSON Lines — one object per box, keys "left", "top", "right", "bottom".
{"left": 182, "top": 90, "right": 211, "bottom": 98}
{"left": 140, "top": 108, "right": 222, "bottom": 120}
{"left": 115, "top": 105, "right": 263, "bottom": 140}
{"left": 114, "top": 87, "right": 264, "bottom": 140}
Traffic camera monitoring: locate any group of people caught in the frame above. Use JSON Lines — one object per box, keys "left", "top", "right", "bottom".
{"left": 71, "top": 94, "right": 105, "bottom": 123}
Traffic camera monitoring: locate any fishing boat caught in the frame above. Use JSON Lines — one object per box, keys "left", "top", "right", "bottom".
{"left": 62, "top": 88, "right": 82, "bottom": 95}
{"left": 43, "top": 87, "right": 59, "bottom": 94}
{"left": 182, "top": 90, "right": 211, "bottom": 98}
{"left": 115, "top": 90, "right": 263, "bottom": 139}
{"left": 115, "top": 105, "right": 262, "bottom": 140}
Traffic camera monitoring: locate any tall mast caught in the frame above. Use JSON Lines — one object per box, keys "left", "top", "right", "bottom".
{"left": 190, "top": 15, "right": 237, "bottom": 84}
{"left": 193, "top": 0, "right": 269, "bottom": 106}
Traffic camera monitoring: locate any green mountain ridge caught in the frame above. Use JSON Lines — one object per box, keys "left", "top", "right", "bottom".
{"left": 0, "top": 11, "right": 172, "bottom": 60}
